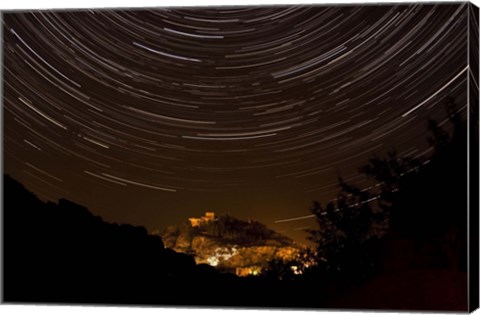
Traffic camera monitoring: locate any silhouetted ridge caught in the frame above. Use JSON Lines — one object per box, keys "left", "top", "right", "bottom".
{"left": 2, "top": 175, "right": 233, "bottom": 304}
{"left": 2, "top": 175, "right": 323, "bottom": 307}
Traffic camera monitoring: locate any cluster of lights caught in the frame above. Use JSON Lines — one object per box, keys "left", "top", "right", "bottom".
{"left": 207, "top": 246, "right": 238, "bottom": 267}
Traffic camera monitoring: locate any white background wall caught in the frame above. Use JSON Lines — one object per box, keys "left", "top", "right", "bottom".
{"left": 0, "top": 0, "right": 478, "bottom": 314}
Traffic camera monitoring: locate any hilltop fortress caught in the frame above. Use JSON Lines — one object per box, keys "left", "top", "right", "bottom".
{"left": 188, "top": 211, "right": 216, "bottom": 227}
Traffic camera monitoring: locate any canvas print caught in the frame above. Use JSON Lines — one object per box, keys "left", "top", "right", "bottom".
{"left": 1, "top": 2, "right": 479, "bottom": 312}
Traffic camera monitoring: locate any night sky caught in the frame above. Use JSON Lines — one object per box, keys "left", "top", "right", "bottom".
{"left": 2, "top": 3, "right": 469, "bottom": 242}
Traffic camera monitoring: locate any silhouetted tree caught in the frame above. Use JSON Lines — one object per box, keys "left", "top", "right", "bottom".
{"left": 306, "top": 178, "right": 384, "bottom": 283}
{"left": 305, "top": 97, "right": 468, "bottom": 285}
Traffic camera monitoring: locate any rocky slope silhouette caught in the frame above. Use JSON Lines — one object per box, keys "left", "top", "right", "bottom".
{"left": 2, "top": 175, "right": 327, "bottom": 308}
{"left": 3, "top": 175, "right": 228, "bottom": 304}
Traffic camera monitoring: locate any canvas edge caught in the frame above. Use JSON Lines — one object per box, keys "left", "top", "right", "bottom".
{"left": 468, "top": 1, "right": 480, "bottom": 313}
{"left": 0, "top": 9, "right": 5, "bottom": 305}
{"left": 0, "top": 2, "right": 477, "bottom": 313}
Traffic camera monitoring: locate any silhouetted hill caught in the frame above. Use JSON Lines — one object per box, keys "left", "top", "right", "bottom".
{"left": 2, "top": 175, "right": 327, "bottom": 307}
{"left": 2, "top": 175, "right": 234, "bottom": 304}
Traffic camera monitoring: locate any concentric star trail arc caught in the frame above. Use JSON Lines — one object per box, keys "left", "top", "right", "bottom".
{"left": 3, "top": 3, "right": 469, "bottom": 241}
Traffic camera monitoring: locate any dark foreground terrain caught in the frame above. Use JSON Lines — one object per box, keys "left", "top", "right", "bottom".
{"left": 2, "top": 173, "right": 469, "bottom": 310}
{"left": 3, "top": 175, "right": 331, "bottom": 307}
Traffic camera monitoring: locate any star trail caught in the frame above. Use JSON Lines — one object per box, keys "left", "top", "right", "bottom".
{"left": 2, "top": 3, "right": 469, "bottom": 242}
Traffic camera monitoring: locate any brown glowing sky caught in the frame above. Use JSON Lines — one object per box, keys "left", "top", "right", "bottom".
{"left": 2, "top": 4, "right": 469, "bottom": 242}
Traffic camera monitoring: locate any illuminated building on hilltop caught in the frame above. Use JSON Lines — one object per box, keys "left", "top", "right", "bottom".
{"left": 188, "top": 212, "right": 216, "bottom": 227}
